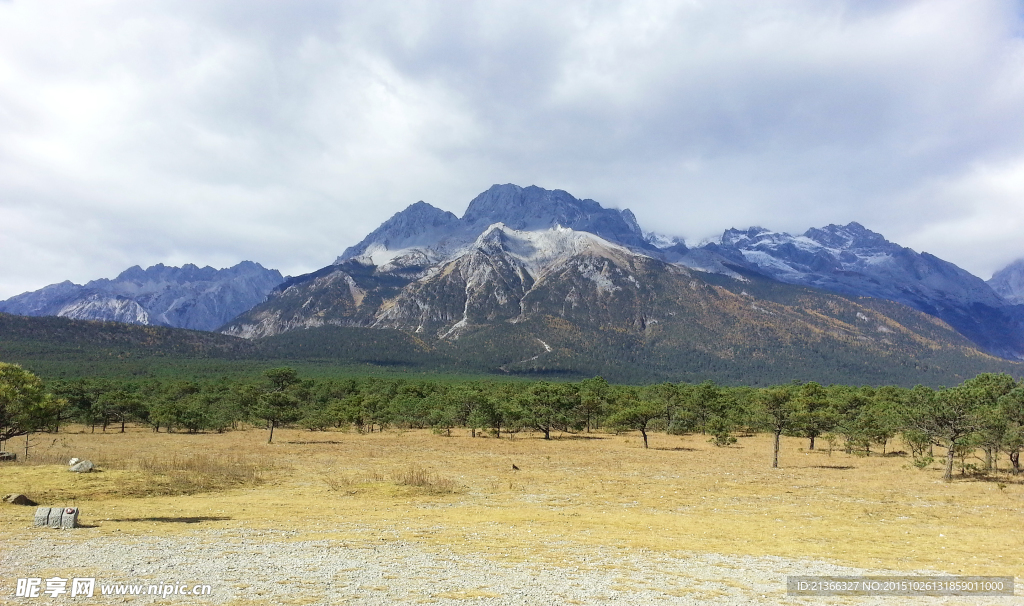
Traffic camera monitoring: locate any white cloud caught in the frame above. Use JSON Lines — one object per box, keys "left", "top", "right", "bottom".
{"left": 1, "top": 0, "right": 1024, "bottom": 297}
{"left": 900, "top": 156, "right": 1024, "bottom": 278}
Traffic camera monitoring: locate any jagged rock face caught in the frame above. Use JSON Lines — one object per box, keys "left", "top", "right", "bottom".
{"left": 56, "top": 293, "right": 150, "bottom": 324}
{"left": 519, "top": 249, "right": 677, "bottom": 332}
{"left": 460, "top": 184, "right": 650, "bottom": 250}
{"left": 337, "top": 184, "right": 652, "bottom": 268}
{"left": 236, "top": 181, "right": 1024, "bottom": 361}
{"left": 0, "top": 261, "right": 284, "bottom": 332}
{"left": 372, "top": 224, "right": 650, "bottom": 338}
{"left": 711, "top": 223, "right": 1006, "bottom": 309}
{"left": 227, "top": 221, "right": 1021, "bottom": 384}
{"left": 337, "top": 201, "right": 461, "bottom": 263}
{"left": 990, "top": 259, "right": 1024, "bottom": 305}
{"left": 222, "top": 260, "right": 413, "bottom": 339}
{"left": 702, "top": 222, "right": 1024, "bottom": 359}
{"left": 225, "top": 224, "right": 662, "bottom": 339}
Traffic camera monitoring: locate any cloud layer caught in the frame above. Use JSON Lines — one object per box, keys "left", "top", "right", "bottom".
{"left": 2, "top": 0, "right": 1024, "bottom": 298}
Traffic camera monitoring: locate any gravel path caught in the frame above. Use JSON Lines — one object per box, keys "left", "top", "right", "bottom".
{"left": 2, "top": 529, "right": 1017, "bottom": 605}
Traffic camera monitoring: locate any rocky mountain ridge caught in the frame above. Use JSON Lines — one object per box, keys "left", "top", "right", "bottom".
{"left": 222, "top": 220, "right": 1022, "bottom": 383}
{"left": 0, "top": 261, "right": 284, "bottom": 332}
{"left": 232, "top": 184, "right": 1024, "bottom": 362}
{"left": 338, "top": 184, "right": 652, "bottom": 266}
{"left": 698, "top": 222, "right": 1024, "bottom": 359}
{"left": 223, "top": 223, "right": 644, "bottom": 339}
{"left": 7, "top": 182, "right": 1024, "bottom": 370}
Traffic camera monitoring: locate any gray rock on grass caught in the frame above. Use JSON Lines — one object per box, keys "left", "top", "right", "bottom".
{"left": 3, "top": 494, "right": 37, "bottom": 506}
{"left": 69, "top": 460, "right": 94, "bottom": 473}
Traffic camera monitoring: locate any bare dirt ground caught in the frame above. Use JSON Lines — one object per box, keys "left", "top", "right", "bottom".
{"left": 2, "top": 427, "right": 1022, "bottom": 604}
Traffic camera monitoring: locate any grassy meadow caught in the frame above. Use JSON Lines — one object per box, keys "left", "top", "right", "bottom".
{"left": 2, "top": 425, "right": 1022, "bottom": 578}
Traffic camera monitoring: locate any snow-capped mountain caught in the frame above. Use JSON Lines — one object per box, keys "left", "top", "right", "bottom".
{"left": 704, "top": 222, "right": 1003, "bottom": 307}
{"left": 224, "top": 223, "right": 650, "bottom": 339}
{"left": 8, "top": 182, "right": 1023, "bottom": 368}
{"left": 990, "top": 259, "right": 1024, "bottom": 305}
{"left": 696, "top": 222, "right": 1024, "bottom": 359}
{"left": 0, "top": 261, "right": 284, "bottom": 331}
{"left": 336, "top": 201, "right": 463, "bottom": 265}
{"left": 223, "top": 217, "right": 1020, "bottom": 385}
{"left": 371, "top": 223, "right": 651, "bottom": 339}
{"left": 458, "top": 184, "right": 649, "bottom": 249}
{"left": 337, "top": 184, "right": 653, "bottom": 268}
{"left": 224, "top": 185, "right": 1024, "bottom": 361}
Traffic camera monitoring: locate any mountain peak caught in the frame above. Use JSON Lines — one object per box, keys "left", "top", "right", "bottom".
{"left": 463, "top": 184, "right": 592, "bottom": 230}
{"left": 803, "top": 222, "right": 890, "bottom": 250}
{"left": 461, "top": 184, "right": 648, "bottom": 249}
{"left": 473, "top": 222, "right": 511, "bottom": 250}
{"left": 720, "top": 227, "right": 773, "bottom": 247}
{"left": 338, "top": 201, "right": 461, "bottom": 262}
{"left": 115, "top": 265, "right": 146, "bottom": 281}
{"left": 989, "top": 258, "right": 1024, "bottom": 305}
{"left": 702, "top": 220, "right": 1022, "bottom": 358}
{"left": 339, "top": 184, "right": 652, "bottom": 265}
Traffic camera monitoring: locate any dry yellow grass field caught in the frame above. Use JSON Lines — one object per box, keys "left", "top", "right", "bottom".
{"left": 2, "top": 425, "right": 1022, "bottom": 580}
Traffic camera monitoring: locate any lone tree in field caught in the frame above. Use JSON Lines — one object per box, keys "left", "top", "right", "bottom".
{"left": 791, "top": 382, "right": 835, "bottom": 450}
{"left": 756, "top": 385, "right": 800, "bottom": 468}
{"left": 516, "top": 381, "right": 580, "bottom": 439}
{"left": 255, "top": 367, "right": 304, "bottom": 443}
{"left": 606, "top": 386, "right": 667, "bottom": 449}
{"left": 0, "top": 363, "right": 62, "bottom": 445}
{"left": 255, "top": 391, "right": 301, "bottom": 444}
{"left": 264, "top": 367, "right": 301, "bottom": 392}
{"left": 918, "top": 386, "right": 978, "bottom": 481}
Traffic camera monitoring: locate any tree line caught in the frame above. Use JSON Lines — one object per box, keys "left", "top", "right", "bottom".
{"left": 2, "top": 361, "right": 1023, "bottom": 482}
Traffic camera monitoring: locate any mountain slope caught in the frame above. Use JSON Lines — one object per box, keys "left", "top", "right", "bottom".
{"left": 221, "top": 260, "right": 415, "bottom": 339}
{"left": 5, "top": 288, "right": 1021, "bottom": 387}
{"left": 698, "top": 223, "right": 1024, "bottom": 359}
{"left": 229, "top": 224, "right": 660, "bottom": 339}
{"left": 0, "top": 262, "right": 284, "bottom": 331}
{"left": 221, "top": 224, "right": 1023, "bottom": 385}
{"left": 336, "top": 184, "right": 1024, "bottom": 361}
{"left": 0, "top": 312, "right": 450, "bottom": 379}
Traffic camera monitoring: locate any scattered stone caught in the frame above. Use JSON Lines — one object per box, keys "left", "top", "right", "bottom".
{"left": 69, "top": 460, "right": 94, "bottom": 473}
{"left": 3, "top": 494, "right": 37, "bottom": 506}
{"left": 0, "top": 452, "right": 16, "bottom": 462}
{"left": 34, "top": 507, "right": 79, "bottom": 529}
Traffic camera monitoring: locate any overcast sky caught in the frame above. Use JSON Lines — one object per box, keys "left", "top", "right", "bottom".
{"left": 2, "top": 0, "right": 1024, "bottom": 298}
